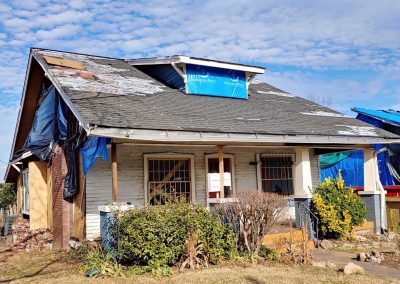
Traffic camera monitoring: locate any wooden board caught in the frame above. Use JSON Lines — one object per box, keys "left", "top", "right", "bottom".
{"left": 43, "top": 55, "right": 85, "bottom": 70}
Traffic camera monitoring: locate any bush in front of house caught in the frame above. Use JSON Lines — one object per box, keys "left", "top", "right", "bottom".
{"left": 113, "top": 203, "right": 235, "bottom": 269}
{"left": 311, "top": 176, "right": 366, "bottom": 239}
{"left": 0, "top": 183, "right": 16, "bottom": 210}
{"left": 214, "top": 191, "right": 288, "bottom": 256}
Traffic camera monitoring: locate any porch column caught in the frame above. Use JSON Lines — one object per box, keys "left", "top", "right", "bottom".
{"left": 294, "top": 148, "right": 313, "bottom": 196}
{"left": 359, "top": 148, "right": 384, "bottom": 234}
{"left": 363, "top": 149, "right": 379, "bottom": 192}
{"left": 293, "top": 148, "right": 313, "bottom": 229}
{"left": 218, "top": 145, "right": 224, "bottom": 198}
{"left": 111, "top": 143, "right": 118, "bottom": 203}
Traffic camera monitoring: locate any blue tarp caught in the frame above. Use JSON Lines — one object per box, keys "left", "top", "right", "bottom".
{"left": 80, "top": 137, "right": 110, "bottom": 175}
{"left": 354, "top": 107, "right": 400, "bottom": 125}
{"left": 321, "top": 107, "right": 399, "bottom": 187}
{"left": 320, "top": 149, "right": 395, "bottom": 187}
{"left": 186, "top": 64, "right": 247, "bottom": 99}
{"left": 24, "top": 87, "right": 67, "bottom": 161}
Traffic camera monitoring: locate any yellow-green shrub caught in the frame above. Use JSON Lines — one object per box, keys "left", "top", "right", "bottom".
{"left": 311, "top": 176, "right": 366, "bottom": 239}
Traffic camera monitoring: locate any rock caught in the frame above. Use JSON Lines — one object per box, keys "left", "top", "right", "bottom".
{"left": 69, "top": 239, "right": 82, "bottom": 250}
{"left": 357, "top": 252, "right": 367, "bottom": 261}
{"left": 320, "top": 239, "right": 334, "bottom": 249}
{"left": 343, "top": 262, "right": 365, "bottom": 275}
{"left": 387, "top": 232, "right": 397, "bottom": 241}
{"left": 370, "top": 256, "right": 381, "bottom": 264}
{"left": 371, "top": 250, "right": 381, "bottom": 258}
{"left": 311, "top": 261, "right": 337, "bottom": 270}
{"left": 371, "top": 241, "right": 380, "bottom": 248}
{"left": 340, "top": 243, "right": 355, "bottom": 250}
{"left": 354, "top": 236, "right": 367, "bottom": 242}
{"left": 380, "top": 242, "right": 396, "bottom": 249}
{"left": 312, "top": 261, "right": 327, "bottom": 268}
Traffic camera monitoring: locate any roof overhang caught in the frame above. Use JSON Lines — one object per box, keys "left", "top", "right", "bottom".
{"left": 88, "top": 126, "right": 400, "bottom": 146}
{"left": 127, "top": 55, "right": 265, "bottom": 74}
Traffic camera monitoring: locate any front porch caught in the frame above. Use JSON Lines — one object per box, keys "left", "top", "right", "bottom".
{"left": 86, "top": 142, "right": 383, "bottom": 240}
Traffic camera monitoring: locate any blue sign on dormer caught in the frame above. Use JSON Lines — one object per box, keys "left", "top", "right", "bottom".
{"left": 186, "top": 64, "right": 247, "bottom": 99}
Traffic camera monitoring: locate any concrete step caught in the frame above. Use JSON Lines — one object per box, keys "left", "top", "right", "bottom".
{"left": 262, "top": 229, "right": 316, "bottom": 250}
{"left": 263, "top": 229, "right": 306, "bottom": 244}
{"left": 353, "top": 221, "right": 374, "bottom": 235}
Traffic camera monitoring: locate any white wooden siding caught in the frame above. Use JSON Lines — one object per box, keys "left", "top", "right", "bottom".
{"left": 85, "top": 145, "right": 320, "bottom": 239}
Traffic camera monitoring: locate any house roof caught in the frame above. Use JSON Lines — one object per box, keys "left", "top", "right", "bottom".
{"left": 29, "top": 49, "right": 398, "bottom": 143}
{"left": 127, "top": 55, "right": 265, "bottom": 74}
{"left": 353, "top": 108, "right": 400, "bottom": 127}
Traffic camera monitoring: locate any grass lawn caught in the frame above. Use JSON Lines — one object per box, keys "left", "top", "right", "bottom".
{"left": 0, "top": 243, "right": 399, "bottom": 283}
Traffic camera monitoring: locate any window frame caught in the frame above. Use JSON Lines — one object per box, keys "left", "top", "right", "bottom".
{"left": 22, "top": 169, "right": 30, "bottom": 215}
{"left": 257, "top": 153, "right": 295, "bottom": 196}
{"left": 205, "top": 153, "right": 236, "bottom": 205}
{"left": 143, "top": 154, "right": 196, "bottom": 205}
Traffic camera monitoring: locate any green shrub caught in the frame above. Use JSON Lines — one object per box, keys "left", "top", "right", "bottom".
{"left": 0, "top": 183, "right": 16, "bottom": 210}
{"left": 311, "top": 176, "right": 366, "bottom": 239}
{"left": 81, "top": 247, "right": 124, "bottom": 278}
{"left": 258, "top": 246, "right": 280, "bottom": 261}
{"left": 113, "top": 203, "right": 234, "bottom": 268}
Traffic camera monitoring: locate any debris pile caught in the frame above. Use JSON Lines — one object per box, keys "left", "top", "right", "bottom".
{"left": 6, "top": 218, "right": 52, "bottom": 252}
{"left": 357, "top": 250, "right": 385, "bottom": 264}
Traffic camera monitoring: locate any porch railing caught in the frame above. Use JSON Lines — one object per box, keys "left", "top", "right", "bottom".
{"left": 297, "top": 202, "right": 319, "bottom": 247}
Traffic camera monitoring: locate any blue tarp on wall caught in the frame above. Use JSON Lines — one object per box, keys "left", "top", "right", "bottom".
{"left": 81, "top": 136, "right": 110, "bottom": 175}
{"left": 320, "top": 149, "right": 395, "bottom": 187}
{"left": 186, "top": 64, "right": 247, "bottom": 99}
{"left": 24, "top": 86, "right": 67, "bottom": 161}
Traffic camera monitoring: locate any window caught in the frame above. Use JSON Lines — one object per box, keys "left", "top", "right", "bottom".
{"left": 22, "top": 169, "right": 29, "bottom": 214}
{"left": 260, "top": 154, "right": 294, "bottom": 195}
{"left": 145, "top": 157, "right": 194, "bottom": 205}
{"left": 205, "top": 154, "right": 235, "bottom": 201}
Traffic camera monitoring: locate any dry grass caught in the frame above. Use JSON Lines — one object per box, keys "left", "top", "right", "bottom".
{"left": 0, "top": 242, "right": 398, "bottom": 283}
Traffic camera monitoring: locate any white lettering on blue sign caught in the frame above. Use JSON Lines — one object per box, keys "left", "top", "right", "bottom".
{"left": 186, "top": 64, "right": 247, "bottom": 99}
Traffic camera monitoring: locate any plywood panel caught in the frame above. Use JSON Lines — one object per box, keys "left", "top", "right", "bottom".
{"left": 43, "top": 55, "right": 85, "bottom": 70}
{"left": 28, "top": 161, "right": 49, "bottom": 230}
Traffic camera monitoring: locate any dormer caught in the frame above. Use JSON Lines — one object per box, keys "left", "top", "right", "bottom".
{"left": 128, "top": 55, "right": 265, "bottom": 99}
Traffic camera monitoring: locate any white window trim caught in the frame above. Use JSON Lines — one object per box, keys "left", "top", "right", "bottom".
{"left": 204, "top": 153, "right": 236, "bottom": 206}
{"left": 22, "top": 169, "right": 29, "bottom": 215}
{"left": 257, "top": 153, "right": 295, "bottom": 196}
{"left": 143, "top": 154, "right": 196, "bottom": 205}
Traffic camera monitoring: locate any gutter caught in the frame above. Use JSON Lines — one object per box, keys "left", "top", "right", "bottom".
{"left": 88, "top": 126, "right": 400, "bottom": 145}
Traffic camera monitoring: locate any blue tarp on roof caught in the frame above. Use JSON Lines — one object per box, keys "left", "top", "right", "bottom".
{"left": 353, "top": 108, "right": 400, "bottom": 126}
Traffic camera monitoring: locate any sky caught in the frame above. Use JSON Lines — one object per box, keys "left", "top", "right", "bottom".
{"left": 0, "top": 0, "right": 399, "bottom": 180}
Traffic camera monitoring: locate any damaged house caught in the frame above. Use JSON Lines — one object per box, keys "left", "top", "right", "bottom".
{"left": 4, "top": 48, "right": 400, "bottom": 248}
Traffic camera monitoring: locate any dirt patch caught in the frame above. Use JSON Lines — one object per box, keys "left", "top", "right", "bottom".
{"left": 381, "top": 252, "right": 400, "bottom": 270}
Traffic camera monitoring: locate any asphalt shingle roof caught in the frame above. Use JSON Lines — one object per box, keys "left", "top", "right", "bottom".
{"left": 33, "top": 49, "right": 398, "bottom": 139}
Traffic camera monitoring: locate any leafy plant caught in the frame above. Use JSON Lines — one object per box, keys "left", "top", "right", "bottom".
{"left": 81, "top": 247, "right": 124, "bottom": 278}
{"left": 180, "top": 231, "right": 208, "bottom": 270}
{"left": 258, "top": 245, "right": 280, "bottom": 261}
{"left": 215, "top": 191, "right": 288, "bottom": 256}
{"left": 311, "top": 176, "right": 366, "bottom": 239}
{"left": 113, "top": 203, "right": 234, "bottom": 269}
{"left": 0, "top": 183, "right": 16, "bottom": 210}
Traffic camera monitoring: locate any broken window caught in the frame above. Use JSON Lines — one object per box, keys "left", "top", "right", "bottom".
{"left": 147, "top": 158, "right": 192, "bottom": 205}
{"left": 261, "top": 154, "right": 294, "bottom": 195}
